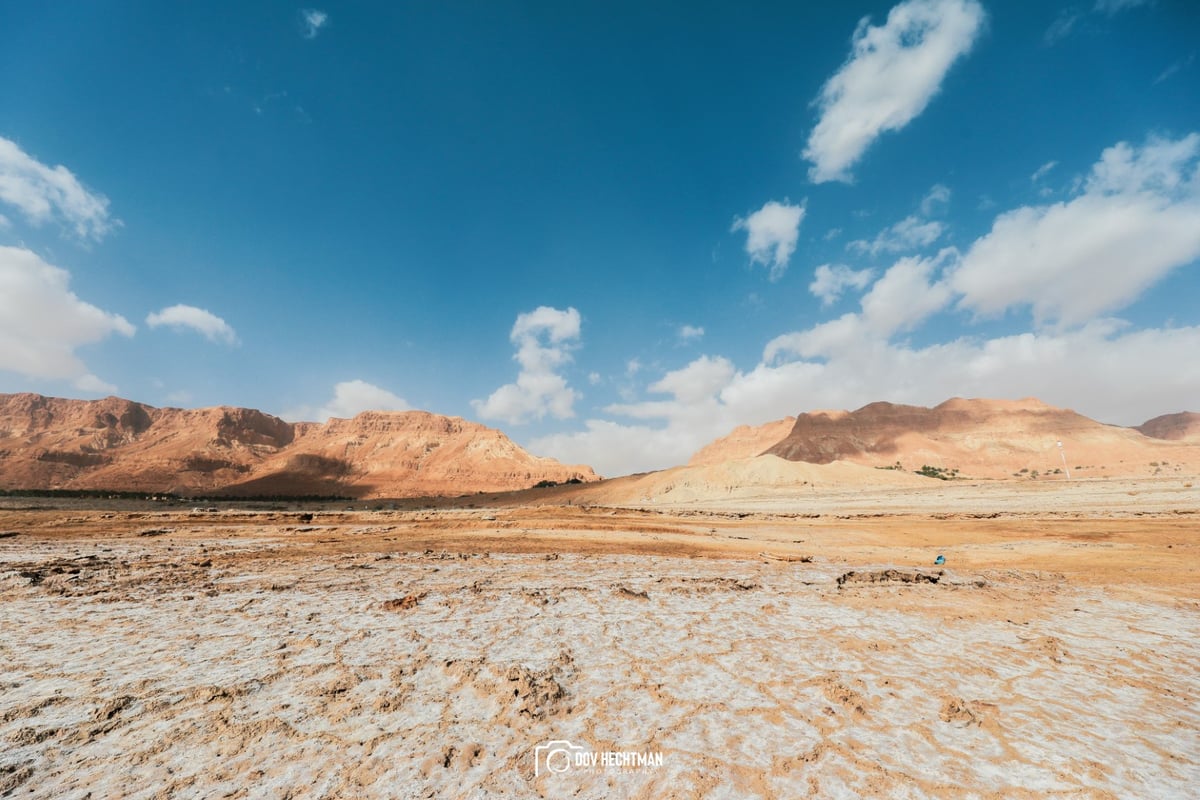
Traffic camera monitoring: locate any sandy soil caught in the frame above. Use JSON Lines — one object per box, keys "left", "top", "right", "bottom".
{"left": 1, "top": 478, "right": 1197, "bottom": 798}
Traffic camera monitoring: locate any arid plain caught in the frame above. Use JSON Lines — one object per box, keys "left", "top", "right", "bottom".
{"left": 2, "top": 472, "right": 1197, "bottom": 799}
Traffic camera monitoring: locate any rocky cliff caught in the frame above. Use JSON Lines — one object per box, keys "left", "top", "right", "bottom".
{"left": 0, "top": 393, "right": 597, "bottom": 498}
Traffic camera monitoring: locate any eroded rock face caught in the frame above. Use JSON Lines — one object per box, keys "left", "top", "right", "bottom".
{"left": 755, "top": 397, "right": 1200, "bottom": 480}
{"left": 0, "top": 393, "right": 597, "bottom": 497}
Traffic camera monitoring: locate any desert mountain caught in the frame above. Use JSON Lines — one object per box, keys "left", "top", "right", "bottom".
{"left": 687, "top": 417, "right": 796, "bottom": 466}
{"left": 754, "top": 398, "right": 1200, "bottom": 480}
{"left": 0, "top": 393, "right": 596, "bottom": 498}
{"left": 1136, "top": 412, "right": 1200, "bottom": 442}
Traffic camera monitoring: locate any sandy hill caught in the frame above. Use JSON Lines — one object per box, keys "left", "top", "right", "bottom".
{"left": 572, "top": 454, "right": 930, "bottom": 506}
{"left": 756, "top": 397, "right": 1200, "bottom": 480}
{"left": 0, "top": 393, "right": 596, "bottom": 498}
{"left": 1136, "top": 412, "right": 1200, "bottom": 442}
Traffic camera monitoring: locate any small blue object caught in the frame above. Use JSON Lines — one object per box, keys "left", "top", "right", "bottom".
{"left": 934, "top": 554, "right": 946, "bottom": 565}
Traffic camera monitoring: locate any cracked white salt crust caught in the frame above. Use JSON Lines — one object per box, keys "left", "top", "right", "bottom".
{"left": 1, "top": 544, "right": 1197, "bottom": 799}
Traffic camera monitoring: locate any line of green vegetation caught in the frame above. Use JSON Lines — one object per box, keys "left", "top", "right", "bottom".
{"left": 914, "top": 465, "right": 960, "bottom": 480}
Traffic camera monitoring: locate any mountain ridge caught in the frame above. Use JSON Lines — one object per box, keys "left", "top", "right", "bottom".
{"left": 0, "top": 393, "right": 596, "bottom": 498}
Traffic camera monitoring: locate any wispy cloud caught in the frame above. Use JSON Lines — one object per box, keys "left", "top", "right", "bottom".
{"left": 731, "top": 200, "right": 806, "bottom": 281}
{"left": 0, "top": 136, "right": 116, "bottom": 241}
{"left": 473, "top": 306, "right": 582, "bottom": 425}
{"left": 0, "top": 246, "right": 134, "bottom": 393}
{"left": 920, "top": 183, "right": 952, "bottom": 216}
{"left": 146, "top": 304, "right": 239, "bottom": 345}
{"left": 808, "top": 264, "right": 875, "bottom": 306}
{"left": 849, "top": 215, "right": 945, "bottom": 256}
{"left": 678, "top": 324, "right": 705, "bottom": 343}
{"left": 301, "top": 9, "right": 328, "bottom": 39}
{"left": 1154, "top": 52, "right": 1195, "bottom": 85}
{"left": 1094, "top": 0, "right": 1152, "bottom": 14}
{"left": 1030, "top": 160, "right": 1058, "bottom": 182}
{"left": 804, "top": 0, "right": 985, "bottom": 183}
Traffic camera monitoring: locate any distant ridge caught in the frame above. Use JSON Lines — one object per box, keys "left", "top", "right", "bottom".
{"left": 0, "top": 393, "right": 597, "bottom": 498}
{"left": 1136, "top": 412, "right": 1200, "bottom": 442}
{"left": 693, "top": 398, "right": 1200, "bottom": 480}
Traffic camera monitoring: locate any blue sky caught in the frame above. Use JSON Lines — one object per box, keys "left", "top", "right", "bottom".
{"left": 1, "top": 0, "right": 1198, "bottom": 476}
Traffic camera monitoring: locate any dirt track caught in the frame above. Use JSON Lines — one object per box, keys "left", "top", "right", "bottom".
{"left": 1, "top": 478, "right": 1197, "bottom": 798}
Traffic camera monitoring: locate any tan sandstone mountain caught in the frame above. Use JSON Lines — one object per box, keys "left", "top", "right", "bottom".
{"left": 0, "top": 393, "right": 596, "bottom": 498}
{"left": 687, "top": 417, "right": 796, "bottom": 466}
{"left": 693, "top": 398, "right": 1200, "bottom": 481}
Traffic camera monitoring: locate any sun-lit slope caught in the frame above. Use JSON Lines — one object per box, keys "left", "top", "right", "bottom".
{"left": 574, "top": 454, "right": 929, "bottom": 506}
{"left": 687, "top": 416, "right": 796, "bottom": 466}
{"left": 762, "top": 397, "right": 1200, "bottom": 479}
{"left": 0, "top": 393, "right": 596, "bottom": 497}
{"left": 230, "top": 411, "right": 597, "bottom": 498}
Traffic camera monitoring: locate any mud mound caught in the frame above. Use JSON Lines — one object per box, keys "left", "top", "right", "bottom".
{"left": 836, "top": 569, "right": 944, "bottom": 587}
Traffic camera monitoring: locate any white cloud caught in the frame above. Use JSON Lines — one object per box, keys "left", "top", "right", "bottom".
{"left": 301, "top": 9, "right": 328, "bottom": 39}
{"left": 532, "top": 132, "right": 1200, "bottom": 478}
{"left": 472, "top": 306, "right": 581, "bottom": 425}
{"left": 809, "top": 264, "right": 874, "bottom": 306}
{"left": 0, "top": 246, "right": 134, "bottom": 393}
{"left": 315, "top": 379, "right": 408, "bottom": 420}
{"left": 145, "top": 304, "right": 239, "bottom": 345}
{"left": 804, "top": 0, "right": 985, "bottom": 183}
{"left": 1031, "top": 160, "right": 1058, "bottom": 182}
{"left": 849, "top": 215, "right": 946, "bottom": 256}
{"left": 731, "top": 200, "right": 806, "bottom": 280}
{"left": 952, "top": 134, "right": 1200, "bottom": 325}
{"left": 678, "top": 324, "right": 705, "bottom": 342}
{"left": 920, "top": 183, "right": 952, "bottom": 216}
{"left": 0, "top": 136, "right": 116, "bottom": 240}
{"left": 533, "top": 320, "right": 1200, "bottom": 478}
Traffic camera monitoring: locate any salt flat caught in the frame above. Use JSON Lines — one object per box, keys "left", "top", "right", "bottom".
{"left": 1, "top": 482, "right": 1197, "bottom": 798}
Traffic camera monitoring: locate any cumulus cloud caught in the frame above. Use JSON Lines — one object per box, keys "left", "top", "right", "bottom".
{"left": 531, "top": 132, "right": 1200, "bottom": 478}
{"left": 472, "top": 306, "right": 582, "bottom": 425}
{"left": 804, "top": 0, "right": 985, "bottom": 183}
{"left": 315, "top": 379, "right": 408, "bottom": 420}
{"left": 0, "top": 136, "right": 115, "bottom": 240}
{"left": 533, "top": 321, "right": 1200, "bottom": 478}
{"left": 678, "top": 324, "right": 705, "bottom": 342}
{"left": 145, "top": 304, "right": 239, "bottom": 345}
{"left": 809, "top": 264, "right": 874, "bottom": 306}
{"left": 952, "top": 134, "right": 1200, "bottom": 325}
{"left": 0, "top": 246, "right": 134, "bottom": 392}
{"left": 301, "top": 9, "right": 328, "bottom": 39}
{"left": 731, "top": 200, "right": 806, "bottom": 280}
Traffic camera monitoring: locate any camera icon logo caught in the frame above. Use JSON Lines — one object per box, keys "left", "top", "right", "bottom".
{"left": 534, "top": 739, "right": 586, "bottom": 776}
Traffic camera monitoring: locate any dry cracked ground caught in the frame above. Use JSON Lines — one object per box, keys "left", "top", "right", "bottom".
{"left": 1, "top": 479, "right": 1198, "bottom": 799}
